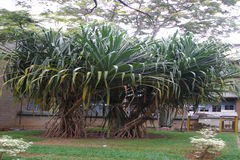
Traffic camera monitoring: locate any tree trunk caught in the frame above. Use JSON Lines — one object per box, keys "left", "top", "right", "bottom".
{"left": 199, "top": 146, "right": 210, "bottom": 160}
{"left": 45, "top": 99, "right": 87, "bottom": 138}
{"left": 152, "top": 28, "right": 159, "bottom": 39}
{"left": 113, "top": 103, "right": 156, "bottom": 138}
{"left": 158, "top": 106, "right": 177, "bottom": 128}
{"left": 180, "top": 108, "right": 186, "bottom": 132}
{"left": 0, "top": 152, "right": 3, "bottom": 160}
{"left": 113, "top": 117, "right": 147, "bottom": 138}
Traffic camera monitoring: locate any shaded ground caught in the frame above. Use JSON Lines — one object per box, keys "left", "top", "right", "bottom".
{"left": 0, "top": 130, "right": 239, "bottom": 160}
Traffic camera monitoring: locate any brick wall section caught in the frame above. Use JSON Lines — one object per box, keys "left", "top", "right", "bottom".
{"left": 0, "top": 63, "right": 21, "bottom": 129}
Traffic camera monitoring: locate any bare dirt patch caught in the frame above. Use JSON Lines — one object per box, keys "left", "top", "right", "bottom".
{"left": 33, "top": 131, "right": 166, "bottom": 148}
{"left": 19, "top": 153, "right": 46, "bottom": 158}
{"left": 185, "top": 151, "right": 220, "bottom": 160}
{"left": 86, "top": 131, "right": 166, "bottom": 139}
{"left": 34, "top": 130, "right": 165, "bottom": 140}
{"left": 34, "top": 138, "right": 96, "bottom": 148}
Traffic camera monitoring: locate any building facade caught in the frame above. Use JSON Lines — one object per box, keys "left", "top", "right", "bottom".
{"left": 188, "top": 95, "right": 240, "bottom": 131}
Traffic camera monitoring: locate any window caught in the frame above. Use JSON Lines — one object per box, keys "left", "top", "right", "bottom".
{"left": 188, "top": 106, "right": 194, "bottom": 111}
{"left": 225, "top": 105, "right": 234, "bottom": 110}
{"left": 200, "top": 107, "right": 209, "bottom": 112}
{"left": 26, "top": 101, "right": 40, "bottom": 111}
{"left": 212, "top": 105, "right": 221, "bottom": 112}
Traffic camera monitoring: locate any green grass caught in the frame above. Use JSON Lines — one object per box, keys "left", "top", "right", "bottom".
{"left": 0, "top": 130, "right": 239, "bottom": 160}
{"left": 214, "top": 133, "right": 240, "bottom": 160}
{"left": 0, "top": 130, "right": 43, "bottom": 142}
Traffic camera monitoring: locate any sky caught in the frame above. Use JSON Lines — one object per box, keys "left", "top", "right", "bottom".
{"left": 0, "top": 0, "right": 240, "bottom": 57}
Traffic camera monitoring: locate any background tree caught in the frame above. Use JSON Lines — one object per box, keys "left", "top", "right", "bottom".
{"left": 0, "top": 9, "right": 37, "bottom": 43}
{"left": 13, "top": 0, "right": 240, "bottom": 39}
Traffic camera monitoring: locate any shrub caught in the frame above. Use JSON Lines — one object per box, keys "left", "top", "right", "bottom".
{"left": 0, "top": 135, "right": 32, "bottom": 160}
{"left": 190, "top": 128, "right": 225, "bottom": 159}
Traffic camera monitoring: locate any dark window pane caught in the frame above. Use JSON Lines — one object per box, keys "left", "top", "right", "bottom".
{"left": 200, "top": 107, "right": 209, "bottom": 112}
{"left": 26, "top": 101, "right": 39, "bottom": 111}
{"left": 225, "top": 105, "right": 234, "bottom": 110}
{"left": 212, "top": 105, "right": 221, "bottom": 112}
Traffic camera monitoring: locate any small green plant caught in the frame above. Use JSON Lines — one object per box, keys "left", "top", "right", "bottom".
{"left": 0, "top": 135, "right": 32, "bottom": 160}
{"left": 190, "top": 128, "right": 225, "bottom": 159}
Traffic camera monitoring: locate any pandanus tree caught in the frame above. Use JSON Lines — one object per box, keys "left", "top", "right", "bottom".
{"left": 1, "top": 29, "right": 89, "bottom": 138}
{"left": 149, "top": 33, "right": 238, "bottom": 127}
{"left": 1, "top": 25, "right": 169, "bottom": 138}
{"left": 0, "top": 24, "right": 237, "bottom": 138}
{"left": 74, "top": 25, "right": 170, "bottom": 138}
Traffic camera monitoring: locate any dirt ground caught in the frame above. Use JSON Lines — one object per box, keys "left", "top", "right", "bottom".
{"left": 185, "top": 151, "right": 220, "bottom": 160}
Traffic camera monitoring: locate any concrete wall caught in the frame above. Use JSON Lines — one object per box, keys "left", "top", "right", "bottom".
{"left": 199, "top": 118, "right": 240, "bottom": 132}
{"left": 199, "top": 118, "right": 220, "bottom": 127}
{"left": 19, "top": 116, "right": 49, "bottom": 130}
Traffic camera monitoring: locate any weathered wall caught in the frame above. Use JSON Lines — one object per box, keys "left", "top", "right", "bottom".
{"left": 0, "top": 63, "right": 21, "bottom": 129}
{"left": 19, "top": 116, "right": 49, "bottom": 130}
{"left": 198, "top": 118, "right": 240, "bottom": 132}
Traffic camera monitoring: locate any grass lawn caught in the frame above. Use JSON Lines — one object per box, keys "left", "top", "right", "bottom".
{"left": 0, "top": 130, "right": 239, "bottom": 160}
